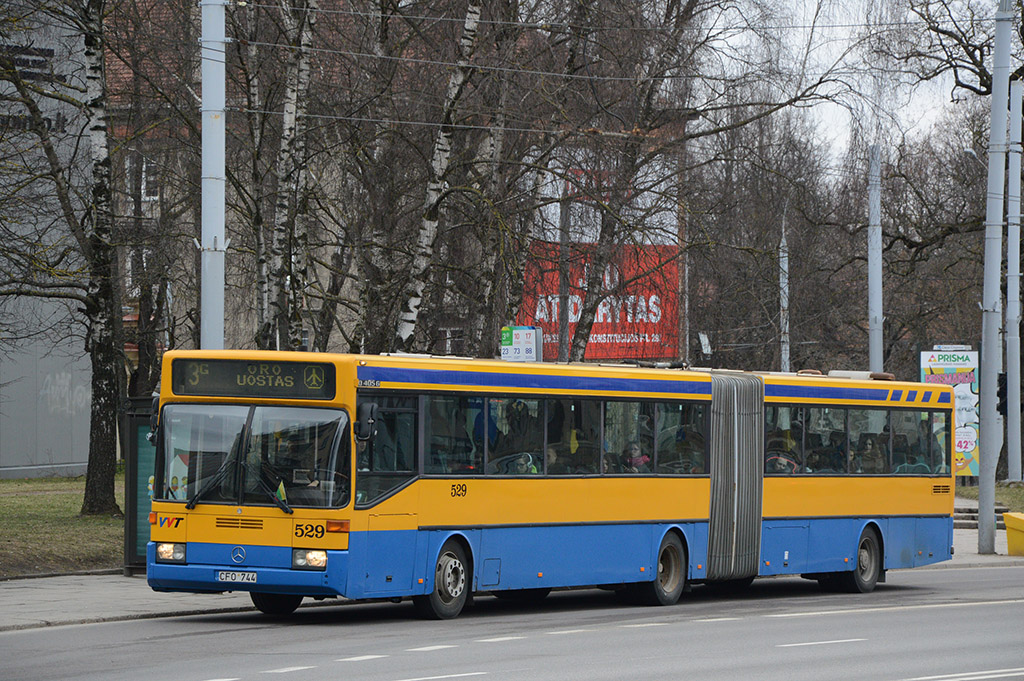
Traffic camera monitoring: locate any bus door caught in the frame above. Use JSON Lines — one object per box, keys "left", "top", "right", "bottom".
{"left": 706, "top": 373, "right": 764, "bottom": 581}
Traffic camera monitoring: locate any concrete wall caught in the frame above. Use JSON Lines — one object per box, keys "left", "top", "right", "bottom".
{"left": 0, "top": 340, "right": 91, "bottom": 479}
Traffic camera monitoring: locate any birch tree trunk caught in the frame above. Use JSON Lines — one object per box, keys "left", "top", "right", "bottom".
{"left": 393, "top": 2, "right": 482, "bottom": 352}
{"left": 264, "top": 0, "right": 316, "bottom": 350}
{"left": 75, "top": 0, "right": 122, "bottom": 515}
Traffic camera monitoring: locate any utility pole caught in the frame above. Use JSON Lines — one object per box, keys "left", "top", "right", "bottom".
{"left": 1007, "top": 80, "right": 1023, "bottom": 482}
{"left": 868, "top": 145, "right": 883, "bottom": 373}
{"left": 979, "top": 0, "right": 1014, "bottom": 554}
{"left": 780, "top": 201, "right": 790, "bottom": 372}
{"left": 200, "top": 0, "right": 227, "bottom": 349}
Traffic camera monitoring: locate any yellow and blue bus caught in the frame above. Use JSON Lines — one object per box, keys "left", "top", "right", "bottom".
{"left": 147, "top": 350, "right": 954, "bottom": 618}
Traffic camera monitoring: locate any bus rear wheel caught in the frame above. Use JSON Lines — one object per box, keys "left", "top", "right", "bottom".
{"left": 637, "top": 532, "right": 686, "bottom": 606}
{"left": 840, "top": 527, "right": 881, "bottom": 593}
{"left": 414, "top": 540, "right": 470, "bottom": 619}
{"left": 250, "top": 592, "right": 303, "bottom": 616}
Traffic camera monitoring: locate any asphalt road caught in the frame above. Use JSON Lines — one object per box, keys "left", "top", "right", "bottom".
{"left": 2, "top": 566, "right": 1022, "bottom": 681}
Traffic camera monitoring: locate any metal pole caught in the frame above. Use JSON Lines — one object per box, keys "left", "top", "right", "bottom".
{"left": 1007, "top": 80, "right": 1023, "bottom": 482}
{"left": 979, "top": 0, "right": 1014, "bottom": 554}
{"left": 200, "top": 0, "right": 227, "bottom": 349}
{"left": 558, "top": 196, "right": 570, "bottom": 362}
{"left": 868, "top": 144, "right": 883, "bottom": 373}
{"left": 780, "top": 202, "right": 790, "bottom": 372}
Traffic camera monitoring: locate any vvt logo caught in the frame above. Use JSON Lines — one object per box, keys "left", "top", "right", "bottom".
{"left": 159, "top": 516, "right": 183, "bottom": 528}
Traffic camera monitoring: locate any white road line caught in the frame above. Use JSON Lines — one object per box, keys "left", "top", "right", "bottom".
{"left": 261, "top": 667, "right": 317, "bottom": 674}
{"left": 545, "top": 629, "right": 592, "bottom": 635}
{"left": 406, "top": 644, "right": 459, "bottom": 652}
{"left": 899, "top": 668, "right": 1024, "bottom": 681}
{"left": 620, "top": 623, "right": 669, "bottom": 628}
{"left": 475, "top": 636, "right": 527, "bottom": 642}
{"left": 391, "top": 673, "right": 487, "bottom": 681}
{"left": 202, "top": 678, "right": 241, "bottom": 681}
{"left": 694, "top": 617, "right": 741, "bottom": 622}
{"left": 765, "top": 598, "right": 1024, "bottom": 619}
{"left": 777, "top": 638, "right": 866, "bottom": 648}
{"left": 336, "top": 655, "right": 389, "bottom": 662}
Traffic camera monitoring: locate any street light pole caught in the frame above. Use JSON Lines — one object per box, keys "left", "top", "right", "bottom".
{"left": 200, "top": 0, "right": 227, "bottom": 349}
{"left": 1007, "top": 80, "right": 1023, "bottom": 482}
{"left": 979, "top": 0, "right": 1014, "bottom": 554}
{"left": 868, "top": 145, "right": 883, "bottom": 373}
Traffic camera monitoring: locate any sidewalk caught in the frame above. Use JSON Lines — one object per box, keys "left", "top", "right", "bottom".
{"left": 2, "top": 526, "right": 1022, "bottom": 633}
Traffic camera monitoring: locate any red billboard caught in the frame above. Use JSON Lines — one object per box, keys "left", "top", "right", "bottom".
{"left": 517, "top": 241, "right": 679, "bottom": 361}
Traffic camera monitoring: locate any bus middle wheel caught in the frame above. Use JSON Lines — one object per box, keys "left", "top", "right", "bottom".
{"left": 638, "top": 532, "right": 686, "bottom": 606}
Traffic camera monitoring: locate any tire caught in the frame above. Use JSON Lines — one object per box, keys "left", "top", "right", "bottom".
{"left": 840, "top": 527, "right": 882, "bottom": 593}
{"left": 636, "top": 532, "right": 687, "bottom": 606}
{"left": 413, "top": 539, "right": 470, "bottom": 619}
{"left": 250, "top": 592, "right": 303, "bottom": 616}
{"left": 493, "top": 588, "right": 551, "bottom": 603}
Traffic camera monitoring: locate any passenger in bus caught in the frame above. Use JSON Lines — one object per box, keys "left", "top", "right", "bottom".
{"left": 860, "top": 436, "right": 887, "bottom": 474}
{"left": 621, "top": 441, "right": 650, "bottom": 473}
{"left": 545, "top": 447, "right": 569, "bottom": 475}
{"left": 600, "top": 452, "right": 620, "bottom": 474}
{"left": 513, "top": 452, "right": 539, "bottom": 475}
{"left": 499, "top": 400, "right": 542, "bottom": 453}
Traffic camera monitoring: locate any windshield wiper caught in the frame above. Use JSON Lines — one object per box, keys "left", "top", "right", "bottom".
{"left": 243, "top": 462, "right": 294, "bottom": 514}
{"left": 185, "top": 455, "right": 235, "bottom": 509}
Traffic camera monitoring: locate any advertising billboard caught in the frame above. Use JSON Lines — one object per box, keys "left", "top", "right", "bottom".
{"left": 921, "top": 347, "right": 979, "bottom": 476}
{"left": 518, "top": 241, "right": 678, "bottom": 361}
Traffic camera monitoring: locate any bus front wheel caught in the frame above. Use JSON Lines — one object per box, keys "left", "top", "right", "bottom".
{"left": 840, "top": 527, "right": 881, "bottom": 593}
{"left": 414, "top": 540, "right": 470, "bottom": 619}
{"left": 637, "top": 532, "right": 686, "bottom": 606}
{"left": 250, "top": 592, "right": 303, "bottom": 616}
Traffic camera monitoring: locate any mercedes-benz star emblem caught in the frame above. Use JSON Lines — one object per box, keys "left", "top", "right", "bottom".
{"left": 231, "top": 546, "right": 246, "bottom": 564}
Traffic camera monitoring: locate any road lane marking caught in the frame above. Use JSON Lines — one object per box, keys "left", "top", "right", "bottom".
{"left": 546, "top": 629, "right": 592, "bottom": 635}
{"left": 694, "top": 617, "right": 741, "bottom": 622}
{"left": 261, "top": 667, "right": 317, "bottom": 673}
{"left": 336, "top": 655, "right": 388, "bottom": 662}
{"left": 475, "top": 636, "right": 527, "bottom": 642}
{"left": 203, "top": 678, "right": 241, "bottom": 681}
{"left": 391, "top": 674, "right": 487, "bottom": 681}
{"left": 899, "top": 668, "right": 1024, "bottom": 681}
{"left": 765, "top": 598, "right": 1024, "bottom": 619}
{"left": 777, "top": 638, "right": 866, "bottom": 648}
{"left": 620, "top": 623, "right": 669, "bottom": 628}
{"left": 407, "top": 645, "right": 459, "bottom": 651}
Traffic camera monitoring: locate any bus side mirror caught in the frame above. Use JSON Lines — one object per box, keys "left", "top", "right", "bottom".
{"left": 147, "top": 396, "right": 160, "bottom": 443}
{"left": 355, "top": 402, "right": 379, "bottom": 441}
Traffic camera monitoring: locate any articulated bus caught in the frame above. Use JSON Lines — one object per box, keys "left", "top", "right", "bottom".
{"left": 147, "top": 350, "right": 955, "bottom": 619}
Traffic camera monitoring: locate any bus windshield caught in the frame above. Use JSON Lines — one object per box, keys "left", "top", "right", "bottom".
{"left": 159, "top": 404, "right": 350, "bottom": 509}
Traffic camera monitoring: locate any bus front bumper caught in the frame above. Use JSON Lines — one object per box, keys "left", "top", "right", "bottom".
{"left": 146, "top": 542, "right": 349, "bottom": 597}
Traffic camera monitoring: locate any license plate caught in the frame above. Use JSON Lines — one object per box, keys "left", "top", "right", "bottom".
{"left": 217, "top": 571, "right": 257, "bottom": 583}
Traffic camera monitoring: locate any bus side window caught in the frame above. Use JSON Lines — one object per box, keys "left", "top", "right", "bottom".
{"left": 657, "top": 402, "right": 705, "bottom": 475}
{"left": 765, "top": 406, "right": 800, "bottom": 475}
{"left": 545, "top": 398, "right": 600, "bottom": 474}
{"left": 356, "top": 395, "right": 417, "bottom": 506}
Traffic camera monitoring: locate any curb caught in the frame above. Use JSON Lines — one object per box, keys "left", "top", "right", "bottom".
{"left": 0, "top": 568, "right": 123, "bottom": 583}
{"left": 0, "top": 606, "right": 255, "bottom": 633}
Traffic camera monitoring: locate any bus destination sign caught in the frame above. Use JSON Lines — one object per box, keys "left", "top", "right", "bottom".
{"left": 171, "top": 359, "right": 336, "bottom": 400}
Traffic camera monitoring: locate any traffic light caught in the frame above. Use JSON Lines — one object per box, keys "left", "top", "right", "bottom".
{"left": 997, "top": 372, "right": 1008, "bottom": 416}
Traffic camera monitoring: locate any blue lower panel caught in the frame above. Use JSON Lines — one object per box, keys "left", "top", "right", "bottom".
{"left": 759, "top": 516, "right": 952, "bottom": 576}
{"left": 146, "top": 542, "right": 348, "bottom": 597}
{"left": 347, "top": 522, "right": 709, "bottom": 599}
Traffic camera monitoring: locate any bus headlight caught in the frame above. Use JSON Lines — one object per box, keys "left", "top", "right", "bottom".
{"left": 156, "top": 542, "right": 186, "bottom": 563}
{"left": 292, "top": 549, "right": 327, "bottom": 570}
